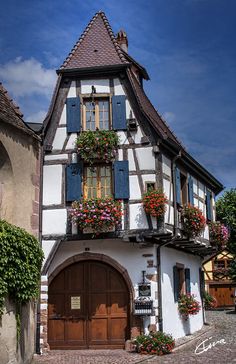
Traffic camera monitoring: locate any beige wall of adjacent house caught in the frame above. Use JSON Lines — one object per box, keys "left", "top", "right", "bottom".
{"left": 0, "top": 123, "right": 40, "bottom": 236}
{"left": 0, "top": 122, "right": 41, "bottom": 364}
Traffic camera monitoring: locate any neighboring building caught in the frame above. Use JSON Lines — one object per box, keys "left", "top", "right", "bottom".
{"left": 0, "top": 82, "right": 41, "bottom": 364}
{"left": 40, "top": 12, "right": 223, "bottom": 350}
{"left": 203, "top": 248, "right": 235, "bottom": 307}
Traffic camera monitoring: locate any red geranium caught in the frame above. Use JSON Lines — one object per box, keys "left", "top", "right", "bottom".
{"left": 142, "top": 189, "right": 168, "bottom": 218}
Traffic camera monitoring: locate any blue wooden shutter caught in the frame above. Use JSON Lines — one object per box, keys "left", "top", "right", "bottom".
{"left": 66, "top": 162, "right": 83, "bottom": 202}
{"left": 188, "top": 175, "right": 194, "bottom": 205}
{"left": 112, "top": 95, "right": 127, "bottom": 130}
{"left": 173, "top": 266, "right": 179, "bottom": 302}
{"left": 66, "top": 97, "right": 81, "bottom": 133}
{"left": 206, "top": 190, "right": 212, "bottom": 221}
{"left": 114, "top": 160, "right": 129, "bottom": 199}
{"left": 175, "top": 167, "right": 181, "bottom": 205}
{"left": 185, "top": 268, "right": 191, "bottom": 294}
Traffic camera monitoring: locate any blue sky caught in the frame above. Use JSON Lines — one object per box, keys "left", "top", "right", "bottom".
{"left": 0, "top": 0, "right": 235, "bottom": 192}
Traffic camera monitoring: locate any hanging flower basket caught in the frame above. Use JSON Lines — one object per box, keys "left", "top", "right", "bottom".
{"left": 209, "top": 221, "right": 229, "bottom": 248}
{"left": 69, "top": 198, "right": 122, "bottom": 235}
{"left": 178, "top": 293, "right": 201, "bottom": 320}
{"left": 142, "top": 189, "right": 168, "bottom": 218}
{"left": 181, "top": 204, "right": 206, "bottom": 238}
{"left": 75, "top": 130, "right": 119, "bottom": 165}
{"left": 133, "top": 331, "right": 175, "bottom": 355}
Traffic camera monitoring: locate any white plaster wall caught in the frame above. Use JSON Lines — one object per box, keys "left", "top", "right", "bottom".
{"left": 142, "top": 174, "right": 156, "bottom": 188}
{"left": 66, "top": 133, "right": 77, "bottom": 150}
{"left": 136, "top": 147, "right": 155, "bottom": 170}
{"left": 114, "top": 78, "right": 125, "bottom": 95}
{"left": 52, "top": 127, "right": 67, "bottom": 150}
{"left": 161, "top": 247, "right": 203, "bottom": 339}
{"left": 163, "top": 178, "right": 173, "bottom": 201}
{"left": 117, "top": 131, "right": 129, "bottom": 145}
{"left": 129, "top": 175, "right": 141, "bottom": 200}
{"left": 42, "top": 240, "right": 56, "bottom": 264}
{"left": 67, "top": 81, "right": 77, "bottom": 97}
{"left": 43, "top": 165, "right": 62, "bottom": 205}
{"left": 130, "top": 125, "right": 143, "bottom": 144}
{"left": 128, "top": 149, "right": 136, "bottom": 171}
{"left": 81, "top": 79, "right": 110, "bottom": 94}
{"left": 59, "top": 105, "right": 66, "bottom": 125}
{"left": 44, "top": 154, "right": 68, "bottom": 161}
{"left": 118, "top": 149, "right": 123, "bottom": 161}
{"left": 129, "top": 203, "right": 149, "bottom": 230}
{"left": 162, "top": 154, "right": 171, "bottom": 176}
{"left": 164, "top": 205, "right": 174, "bottom": 225}
{"left": 125, "top": 99, "right": 132, "bottom": 119}
{"left": 42, "top": 209, "right": 67, "bottom": 235}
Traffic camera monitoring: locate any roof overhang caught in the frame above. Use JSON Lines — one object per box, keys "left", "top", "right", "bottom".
{"left": 57, "top": 63, "right": 130, "bottom": 77}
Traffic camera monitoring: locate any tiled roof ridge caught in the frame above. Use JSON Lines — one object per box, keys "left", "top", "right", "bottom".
{"left": 0, "top": 82, "right": 24, "bottom": 118}
{"left": 60, "top": 11, "right": 127, "bottom": 69}
{"left": 127, "top": 69, "right": 185, "bottom": 149}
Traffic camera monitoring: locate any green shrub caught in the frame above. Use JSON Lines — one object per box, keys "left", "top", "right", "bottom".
{"left": 133, "top": 331, "right": 175, "bottom": 355}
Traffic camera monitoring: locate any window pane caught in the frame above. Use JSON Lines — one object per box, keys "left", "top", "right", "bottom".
{"left": 85, "top": 101, "right": 96, "bottom": 130}
{"left": 100, "top": 166, "right": 111, "bottom": 198}
{"left": 98, "top": 100, "right": 109, "bottom": 130}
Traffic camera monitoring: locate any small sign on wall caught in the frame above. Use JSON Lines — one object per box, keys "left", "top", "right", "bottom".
{"left": 138, "top": 283, "right": 151, "bottom": 297}
{"left": 71, "top": 296, "right": 81, "bottom": 310}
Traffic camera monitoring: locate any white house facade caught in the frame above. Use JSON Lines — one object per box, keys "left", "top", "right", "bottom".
{"left": 39, "top": 11, "right": 223, "bottom": 351}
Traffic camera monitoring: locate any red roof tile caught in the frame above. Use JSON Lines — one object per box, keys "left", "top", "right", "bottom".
{"left": 0, "top": 83, "right": 40, "bottom": 139}
{"left": 60, "top": 11, "right": 128, "bottom": 70}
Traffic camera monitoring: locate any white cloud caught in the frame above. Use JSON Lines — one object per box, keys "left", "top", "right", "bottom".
{"left": 25, "top": 110, "right": 47, "bottom": 123}
{"left": 0, "top": 57, "right": 56, "bottom": 98}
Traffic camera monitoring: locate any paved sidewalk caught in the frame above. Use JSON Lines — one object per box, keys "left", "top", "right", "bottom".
{"left": 32, "top": 310, "right": 236, "bottom": 364}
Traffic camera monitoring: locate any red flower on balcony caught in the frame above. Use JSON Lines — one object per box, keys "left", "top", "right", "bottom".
{"left": 181, "top": 204, "right": 206, "bottom": 238}
{"left": 142, "top": 189, "right": 168, "bottom": 218}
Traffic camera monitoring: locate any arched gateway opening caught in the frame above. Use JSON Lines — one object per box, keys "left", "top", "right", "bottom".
{"left": 48, "top": 257, "right": 131, "bottom": 349}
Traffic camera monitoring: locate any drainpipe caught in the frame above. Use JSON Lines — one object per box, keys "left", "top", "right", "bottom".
{"left": 157, "top": 152, "right": 181, "bottom": 332}
{"left": 36, "top": 134, "right": 44, "bottom": 355}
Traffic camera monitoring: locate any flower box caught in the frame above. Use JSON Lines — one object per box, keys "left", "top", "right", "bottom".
{"left": 181, "top": 204, "right": 206, "bottom": 238}
{"left": 142, "top": 189, "right": 168, "bottom": 218}
{"left": 178, "top": 293, "right": 201, "bottom": 320}
{"left": 69, "top": 198, "right": 122, "bottom": 235}
{"left": 133, "top": 331, "right": 175, "bottom": 355}
{"left": 75, "top": 130, "right": 119, "bottom": 165}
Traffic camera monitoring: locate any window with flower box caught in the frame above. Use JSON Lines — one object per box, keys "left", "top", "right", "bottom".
{"left": 173, "top": 264, "right": 191, "bottom": 302}
{"left": 83, "top": 165, "right": 112, "bottom": 199}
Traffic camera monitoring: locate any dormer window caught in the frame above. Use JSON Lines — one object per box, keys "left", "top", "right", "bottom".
{"left": 83, "top": 98, "right": 110, "bottom": 130}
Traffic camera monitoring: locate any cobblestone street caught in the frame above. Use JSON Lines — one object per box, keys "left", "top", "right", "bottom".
{"left": 33, "top": 310, "right": 236, "bottom": 364}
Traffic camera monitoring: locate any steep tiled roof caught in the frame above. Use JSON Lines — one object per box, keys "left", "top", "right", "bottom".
{"left": 60, "top": 11, "right": 128, "bottom": 70}
{"left": 0, "top": 83, "right": 40, "bottom": 139}
{"left": 127, "top": 70, "right": 184, "bottom": 148}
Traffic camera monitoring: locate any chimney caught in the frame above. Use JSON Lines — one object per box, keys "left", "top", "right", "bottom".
{"left": 116, "top": 29, "right": 128, "bottom": 53}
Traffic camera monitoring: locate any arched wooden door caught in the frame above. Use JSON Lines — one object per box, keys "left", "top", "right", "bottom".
{"left": 48, "top": 260, "right": 130, "bottom": 349}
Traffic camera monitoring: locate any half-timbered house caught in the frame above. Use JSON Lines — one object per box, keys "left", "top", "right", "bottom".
{"left": 40, "top": 11, "right": 223, "bottom": 350}
{"left": 203, "top": 248, "right": 236, "bottom": 307}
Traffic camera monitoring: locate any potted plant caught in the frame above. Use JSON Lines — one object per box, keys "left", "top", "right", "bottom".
{"left": 69, "top": 197, "right": 122, "bottom": 235}
{"left": 181, "top": 204, "right": 206, "bottom": 238}
{"left": 178, "top": 293, "right": 201, "bottom": 320}
{"left": 133, "top": 331, "right": 175, "bottom": 355}
{"left": 142, "top": 189, "right": 168, "bottom": 218}
{"left": 75, "top": 130, "right": 119, "bottom": 165}
{"left": 203, "top": 291, "right": 217, "bottom": 310}
{"left": 209, "top": 221, "right": 229, "bottom": 249}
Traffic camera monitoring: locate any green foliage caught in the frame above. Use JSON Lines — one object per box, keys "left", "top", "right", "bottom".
{"left": 76, "top": 130, "right": 119, "bottom": 165}
{"left": 0, "top": 220, "right": 44, "bottom": 316}
{"left": 203, "top": 291, "right": 217, "bottom": 309}
{"left": 228, "top": 260, "right": 236, "bottom": 282}
{"left": 133, "top": 331, "right": 175, "bottom": 355}
{"left": 216, "top": 188, "right": 236, "bottom": 254}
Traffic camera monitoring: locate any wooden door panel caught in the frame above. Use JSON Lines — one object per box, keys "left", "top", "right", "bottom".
{"left": 210, "top": 286, "right": 235, "bottom": 307}
{"left": 110, "top": 293, "right": 127, "bottom": 314}
{"left": 110, "top": 318, "right": 127, "bottom": 340}
{"left": 48, "top": 320, "right": 65, "bottom": 341}
{"left": 66, "top": 263, "right": 85, "bottom": 291}
{"left": 65, "top": 320, "right": 86, "bottom": 341}
{"left": 48, "top": 293, "right": 65, "bottom": 318}
{"left": 90, "top": 263, "right": 107, "bottom": 291}
{"left": 109, "top": 270, "right": 126, "bottom": 291}
{"left": 89, "top": 318, "right": 108, "bottom": 341}
{"left": 90, "top": 293, "right": 108, "bottom": 316}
